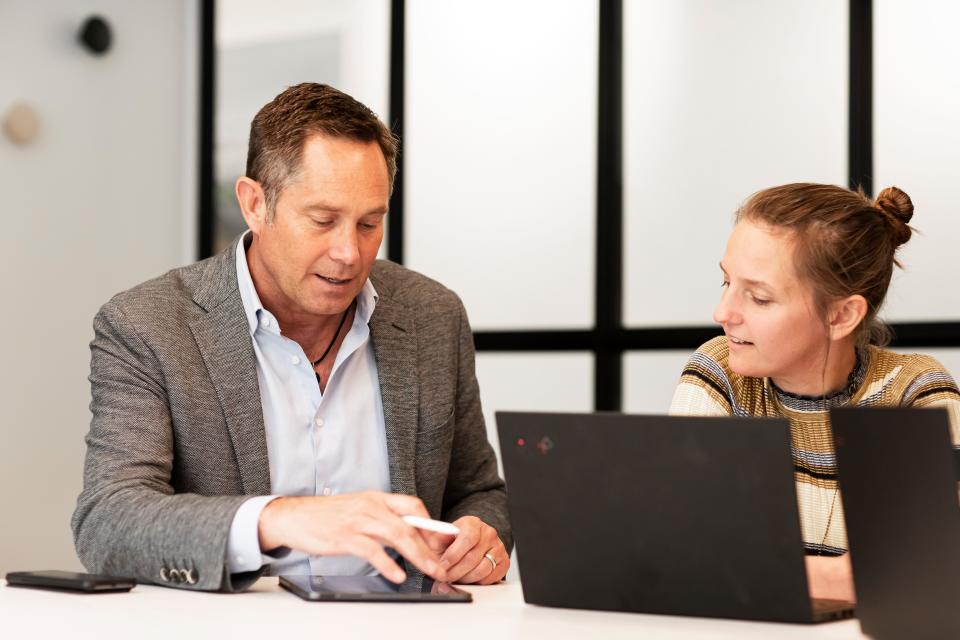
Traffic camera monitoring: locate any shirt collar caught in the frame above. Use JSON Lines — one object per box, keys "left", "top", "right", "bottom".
{"left": 355, "top": 278, "right": 379, "bottom": 325}
{"left": 235, "top": 231, "right": 379, "bottom": 336}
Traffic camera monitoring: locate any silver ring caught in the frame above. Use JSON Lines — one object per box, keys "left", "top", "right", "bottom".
{"left": 484, "top": 552, "right": 497, "bottom": 571}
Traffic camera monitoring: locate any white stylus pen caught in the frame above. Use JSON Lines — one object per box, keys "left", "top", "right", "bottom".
{"left": 402, "top": 515, "right": 460, "bottom": 535}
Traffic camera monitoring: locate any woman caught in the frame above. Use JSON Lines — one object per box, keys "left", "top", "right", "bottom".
{"left": 670, "top": 183, "right": 960, "bottom": 602}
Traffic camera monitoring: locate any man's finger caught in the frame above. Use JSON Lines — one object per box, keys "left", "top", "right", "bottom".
{"left": 477, "top": 555, "right": 510, "bottom": 585}
{"left": 382, "top": 493, "right": 431, "bottom": 519}
{"left": 348, "top": 537, "right": 407, "bottom": 584}
{"left": 458, "top": 541, "right": 509, "bottom": 585}
{"left": 446, "top": 541, "right": 490, "bottom": 582}
{"left": 361, "top": 515, "right": 447, "bottom": 582}
{"left": 440, "top": 521, "right": 481, "bottom": 568}
{"left": 419, "top": 529, "right": 455, "bottom": 554}
{"left": 456, "top": 554, "right": 495, "bottom": 584}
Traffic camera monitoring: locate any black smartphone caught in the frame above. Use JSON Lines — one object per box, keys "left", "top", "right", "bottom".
{"left": 5, "top": 570, "right": 136, "bottom": 593}
{"left": 279, "top": 575, "right": 472, "bottom": 602}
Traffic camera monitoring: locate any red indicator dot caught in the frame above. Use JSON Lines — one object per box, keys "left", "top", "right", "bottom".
{"left": 517, "top": 438, "right": 526, "bottom": 446}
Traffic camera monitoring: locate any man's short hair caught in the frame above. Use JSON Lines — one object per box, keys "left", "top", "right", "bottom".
{"left": 245, "top": 83, "right": 398, "bottom": 218}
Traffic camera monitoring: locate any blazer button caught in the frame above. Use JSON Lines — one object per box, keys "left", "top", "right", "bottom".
{"left": 159, "top": 567, "right": 170, "bottom": 582}
{"left": 169, "top": 569, "right": 182, "bottom": 583}
{"left": 184, "top": 569, "right": 197, "bottom": 585}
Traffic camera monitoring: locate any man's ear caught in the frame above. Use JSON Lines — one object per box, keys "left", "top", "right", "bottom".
{"left": 828, "top": 295, "right": 869, "bottom": 341}
{"left": 235, "top": 177, "right": 268, "bottom": 233}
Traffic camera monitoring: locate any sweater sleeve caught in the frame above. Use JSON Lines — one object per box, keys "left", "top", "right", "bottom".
{"left": 902, "top": 356, "right": 960, "bottom": 445}
{"left": 669, "top": 337, "right": 736, "bottom": 417}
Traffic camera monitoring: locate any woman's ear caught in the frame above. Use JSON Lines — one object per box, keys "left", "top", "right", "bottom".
{"left": 828, "top": 295, "right": 869, "bottom": 341}
{"left": 235, "top": 177, "right": 268, "bottom": 233}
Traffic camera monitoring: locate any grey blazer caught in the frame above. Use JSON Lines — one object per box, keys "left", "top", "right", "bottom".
{"left": 72, "top": 241, "right": 511, "bottom": 592}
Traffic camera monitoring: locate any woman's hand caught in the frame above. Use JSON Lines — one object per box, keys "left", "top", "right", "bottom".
{"left": 805, "top": 554, "right": 856, "bottom": 603}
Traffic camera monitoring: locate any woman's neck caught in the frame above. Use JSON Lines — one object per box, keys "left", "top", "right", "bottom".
{"left": 770, "top": 339, "right": 859, "bottom": 398}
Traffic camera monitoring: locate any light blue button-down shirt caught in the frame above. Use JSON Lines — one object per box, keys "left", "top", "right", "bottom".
{"left": 226, "top": 232, "right": 391, "bottom": 576}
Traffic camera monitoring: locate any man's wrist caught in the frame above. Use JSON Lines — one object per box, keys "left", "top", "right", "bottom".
{"left": 227, "top": 495, "right": 281, "bottom": 574}
{"left": 258, "top": 496, "right": 288, "bottom": 552}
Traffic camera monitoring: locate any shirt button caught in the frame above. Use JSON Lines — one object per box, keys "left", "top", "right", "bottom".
{"left": 262, "top": 316, "right": 271, "bottom": 327}
{"left": 322, "top": 488, "right": 332, "bottom": 496}
{"left": 315, "top": 417, "right": 324, "bottom": 428}
{"left": 291, "top": 355, "right": 301, "bottom": 365}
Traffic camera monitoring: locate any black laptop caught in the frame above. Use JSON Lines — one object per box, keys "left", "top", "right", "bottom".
{"left": 832, "top": 407, "right": 960, "bottom": 639}
{"left": 495, "top": 411, "right": 855, "bottom": 623}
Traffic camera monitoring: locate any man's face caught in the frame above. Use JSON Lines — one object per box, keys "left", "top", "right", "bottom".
{"left": 248, "top": 134, "right": 389, "bottom": 319}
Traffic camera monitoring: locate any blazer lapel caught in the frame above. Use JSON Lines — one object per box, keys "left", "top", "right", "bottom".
{"left": 369, "top": 297, "right": 419, "bottom": 496}
{"left": 189, "top": 244, "right": 271, "bottom": 495}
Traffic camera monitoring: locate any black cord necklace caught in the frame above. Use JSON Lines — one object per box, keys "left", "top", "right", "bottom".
{"left": 312, "top": 303, "right": 351, "bottom": 371}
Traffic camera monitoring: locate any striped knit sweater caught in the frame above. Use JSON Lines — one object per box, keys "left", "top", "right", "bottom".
{"left": 670, "top": 336, "right": 960, "bottom": 555}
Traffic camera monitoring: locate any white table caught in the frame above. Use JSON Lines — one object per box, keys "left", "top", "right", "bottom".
{"left": 2, "top": 577, "right": 865, "bottom": 639}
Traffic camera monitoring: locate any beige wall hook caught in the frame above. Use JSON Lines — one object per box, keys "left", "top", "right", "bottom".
{"left": 3, "top": 102, "right": 40, "bottom": 146}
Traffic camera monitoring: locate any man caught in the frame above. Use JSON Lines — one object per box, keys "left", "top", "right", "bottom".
{"left": 72, "top": 83, "right": 511, "bottom": 592}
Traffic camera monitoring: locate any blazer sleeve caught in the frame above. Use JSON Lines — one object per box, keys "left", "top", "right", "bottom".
{"left": 439, "top": 300, "right": 513, "bottom": 553}
{"left": 71, "top": 299, "right": 263, "bottom": 592}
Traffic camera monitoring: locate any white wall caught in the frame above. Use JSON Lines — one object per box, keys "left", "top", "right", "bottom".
{"left": 623, "top": 0, "right": 848, "bottom": 328}
{"left": 0, "top": 0, "right": 195, "bottom": 574}
{"left": 875, "top": 0, "right": 960, "bottom": 322}
{"left": 404, "top": 0, "right": 598, "bottom": 331}
{"left": 623, "top": 351, "right": 692, "bottom": 414}
{"left": 214, "top": 0, "right": 390, "bottom": 253}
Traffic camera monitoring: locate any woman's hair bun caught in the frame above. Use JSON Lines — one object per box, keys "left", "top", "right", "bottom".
{"left": 874, "top": 186, "right": 913, "bottom": 246}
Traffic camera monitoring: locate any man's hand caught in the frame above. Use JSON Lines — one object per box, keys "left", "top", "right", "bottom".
{"left": 805, "top": 554, "right": 856, "bottom": 603}
{"left": 422, "top": 516, "right": 509, "bottom": 585}
{"left": 257, "top": 492, "right": 447, "bottom": 584}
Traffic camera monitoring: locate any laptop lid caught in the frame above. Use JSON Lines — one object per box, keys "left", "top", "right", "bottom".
{"left": 832, "top": 407, "right": 960, "bottom": 638}
{"left": 496, "top": 411, "right": 836, "bottom": 623}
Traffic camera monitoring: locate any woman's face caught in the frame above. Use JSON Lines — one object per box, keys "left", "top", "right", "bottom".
{"left": 714, "top": 219, "right": 831, "bottom": 390}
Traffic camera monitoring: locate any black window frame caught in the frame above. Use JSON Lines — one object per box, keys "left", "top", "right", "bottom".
{"left": 198, "top": 0, "right": 960, "bottom": 412}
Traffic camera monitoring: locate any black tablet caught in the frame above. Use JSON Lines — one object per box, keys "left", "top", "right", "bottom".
{"left": 279, "top": 575, "right": 472, "bottom": 602}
